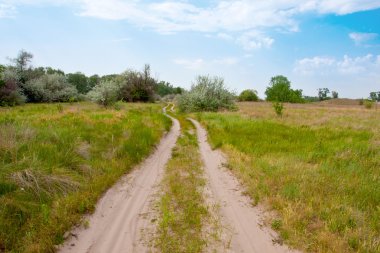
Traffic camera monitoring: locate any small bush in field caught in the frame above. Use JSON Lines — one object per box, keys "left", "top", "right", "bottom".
{"left": 178, "top": 75, "right": 236, "bottom": 112}
{"left": 238, "top": 89, "right": 259, "bottom": 102}
{"left": 273, "top": 102, "right": 284, "bottom": 116}
{"left": 87, "top": 80, "right": 119, "bottom": 106}
{"left": 363, "top": 100, "right": 374, "bottom": 109}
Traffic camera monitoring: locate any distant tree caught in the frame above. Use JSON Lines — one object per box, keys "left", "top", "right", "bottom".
{"left": 66, "top": 72, "right": 89, "bottom": 94}
{"left": 178, "top": 75, "right": 236, "bottom": 112}
{"left": 332, "top": 91, "right": 338, "bottom": 99}
{"left": 238, "top": 89, "right": 259, "bottom": 102}
{"left": 318, "top": 88, "right": 330, "bottom": 101}
{"left": 156, "top": 81, "right": 183, "bottom": 97}
{"left": 45, "top": 67, "right": 65, "bottom": 76}
{"left": 265, "top": 75, "right": 304, "bottom": 103}
{"left": 11, "top": 50, "right": 33, "bottom": 84}
{"left": 116, "top": 64, "right": 157, "bottom": 102}
{"left": 0, "top": 68, "right": 26, "bottom": 106}
{"left": 88, "top": 74, "right": 100, "bottom": 90}
{"left": 24, "top": 74, "right": 79, "bottom": 102}
{"left": 87, "top": 80, "right": 119, "bottom": 106}
{"left": 369, "top": 91, "right": 380, "bottom": 102}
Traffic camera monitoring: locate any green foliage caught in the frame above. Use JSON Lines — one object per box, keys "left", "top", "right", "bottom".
{"left": 23, "top": 74, "right": 79, "bottom": 102}
{"left": 318, "top": 88, "right": 330, "bottom": 101}
{"left": 0, "top": 69, "right": 26, "bottom": 106}
{"left": 66, "top": 72, "right": 89, "bottom": 94}
{"left": 332, "top": 91, "right": 339, "bottom": 99}
{"left": 156, "top": 81, "right": 183, "bottom": 97}
{"left": 369, "top": 91, "right": 380, "bottom": 102}
{"left": 303, "top": 96, "right": 320, "bottom": 103}
{"left": 116, "top": 64, "right": 157, "bottom": 102}
{"left": 238, "top": 89, "right": 259, "bottom": 101}
{"left": 265, "top": 75, "right": 304, "bottom": 103}
{"left": 363, "top": 99, "right": 374, "bottom": 109}
{"left": 11, "top": 50, "right": 33, "bottom": 84}
{"left": 178, "top": 75, "right": 236, "bottom": 112}
{"left": 0, "top": 103, "right": 170, "bottom": 252}
{"left": 273, "top": 102, "right": 284, "bottom": 116}
{"left": 87, "top": 80, "right": 119, "bottom": 106}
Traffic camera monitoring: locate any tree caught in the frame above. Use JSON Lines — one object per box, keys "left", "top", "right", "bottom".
{"left": 156, "top": 81, "right": 183, "bottom": 97}
{"left": 0, "top": 68, "right": 26, "bottom": 106}
{"left": 238, "top": 89, "right": 259, "bottom": 101}
{"left": 116, "top": 64, "right": 157, "bottom": 102}
{"left": 88, "top": 75, "right": 100, "bottom": 90}
{"left": 178, "top": 75, "right": 236, "bottom": 112}
{"left": 318, "top": 88, "right": 330, "bottom": 101}
{"left": 24, "top": 74, "right": 79, "bottom": 102}
{"left": 369, "top": 91, "right": 380, "bottom": 102}
{"left": 265, "top": 75, "right": 304, "bottom": 103}
{"left": 332, "top": 91, "right": 338, "bottom": 99}
{"left": 11, "top": 50, "right": 33, "bottom": 84}
{"left": 87, "top": 80, "right": 119, "bottom": 106}
{"left": 66, "top": 72, "right": 89, "bottom": 94}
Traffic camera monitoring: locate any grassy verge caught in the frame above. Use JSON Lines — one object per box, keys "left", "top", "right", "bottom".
{"left": 0, "top": 102, "right": 171, "bottom": 253}
{"left": 156, "top": 114, "right": 209, "bottom": 253}
{"left": 197, "top": 104, "right": 380, "bottom": 253}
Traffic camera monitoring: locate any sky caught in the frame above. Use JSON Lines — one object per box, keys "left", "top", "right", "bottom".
{"left": 0, "top": 0, "right": 380, "bottom": 98}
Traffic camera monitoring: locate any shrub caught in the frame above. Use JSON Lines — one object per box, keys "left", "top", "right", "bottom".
{"left": 273, "top": 102, "right": 284, "bottom": 116}
{"left": 87, "top": 80, "right": 119, "bottom": 106}
{"left": 0, "top": 68, "right": 26, "bottom": 106}
{"left": 116, "top": 65, "right": 157, "bottom": 102}
{"left": 178, "top": 75, "right": 236, "bottom": 112}
{"left": 23, "top": 74, "right": 79, "bottom": 102}
{"left": 238, "top": 89, "right": 259, "bottom": 102}
{"left": 363, "top": 100, "right": 374, "bottom": 109}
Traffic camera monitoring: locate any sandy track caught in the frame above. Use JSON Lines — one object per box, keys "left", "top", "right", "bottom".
{"left": 189, "top": 119, "right": 299, "bottom": 253}
{"left": 59, "top": 109, "right": 180, "bottom": 253}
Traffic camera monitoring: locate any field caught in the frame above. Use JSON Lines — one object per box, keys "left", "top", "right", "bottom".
{"left": 197, "top": 101, "right": 380, "bottom": 253}
{"left": 0, "top": 102, "right": 171, "bottom": 252}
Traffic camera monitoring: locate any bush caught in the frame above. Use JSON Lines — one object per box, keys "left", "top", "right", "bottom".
{"left": 178, "top": 75, "right": 236, "bottom": 112}
{"left": 273, "top": 102, "right": 284, "bottom": 116}
{"left": 116, "top": 65, "right": 157, "bottom": 102}
{"left": 238, "top": 89, "right": 259, "bottom": 102}
{"left": 87, "top": 80, "right": 119, "bottom": 106}
{"left": 0, "top": 69, "right": 26, "bottom": 106}
{"left": 23, "top": 74, "right": 79, "bottom": 102}
{"left": 363, "top": 100, "right": 374, "bottom": 109}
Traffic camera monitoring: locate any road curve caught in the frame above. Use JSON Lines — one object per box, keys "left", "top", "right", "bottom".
{"left": 59, "top": 107, "right": 180, "bottom": 253}
{"left": 189, "top": 118, "right": 299, "bottom": 253}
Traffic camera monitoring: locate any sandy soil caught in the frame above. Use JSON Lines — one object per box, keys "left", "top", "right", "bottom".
{"left": 189, "top": 118, "right": 299, "bottom": 253}
{"left": 58, "top": 109, "right": 180, "bottom": 253}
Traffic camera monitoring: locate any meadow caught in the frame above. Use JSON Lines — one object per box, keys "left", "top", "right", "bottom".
{"left": 197, "top": 101, "right": 380, "bottom": 253}
{"left": 0, "top": 102, "right": 171, "bottom": 253}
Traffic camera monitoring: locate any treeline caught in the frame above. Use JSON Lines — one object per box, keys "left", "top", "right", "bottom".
{"left": 0, "top": 50, "right": 183, "bottom": 106}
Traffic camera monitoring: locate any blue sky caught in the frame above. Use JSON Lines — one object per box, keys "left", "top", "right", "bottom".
{"left": 1, "top": 0, "right": 380, "bottom": 98}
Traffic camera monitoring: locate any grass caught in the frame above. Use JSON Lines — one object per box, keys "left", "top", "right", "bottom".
{"left": 156, "top": 114, "right": 209, "bottom": 253}
{"left": 0, "top": 102, "right": 171, "bottom": 253}
{"left": 196, "top": 102, "right": 380, "bottom": 253}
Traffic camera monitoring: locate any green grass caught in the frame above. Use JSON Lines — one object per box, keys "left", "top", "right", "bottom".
{"left": 197, "top": 107, "right": 380, "bottom": 253}
{"left": 0, "top": 102, "right": 171, "bottom": 253}
{"left": 156, "top": 114, "right": 209, "bottom": 253}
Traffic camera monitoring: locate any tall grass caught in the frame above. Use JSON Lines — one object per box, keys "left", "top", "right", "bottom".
{"left": 156, "top": 115, "right": 209, "bottom": 252}
{"left": 197, "top": 103, "right": 380, "bottom": 253}
{"left": 0, "top": 102, "right": 171, "bottom": 252}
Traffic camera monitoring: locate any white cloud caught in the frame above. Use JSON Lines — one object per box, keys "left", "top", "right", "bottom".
{"left": 237, "top": 31, "right": 274, "bottom": 50}
{"left": 349, "top": 32, "right": 378, "bottom": 45}
{"left": 294, "top": 54, "right": 380, "bottom": 75}
{"left": 213, "top": 57, "right": 239, "bottom": 65}
{"left": 0, "top": 3, "right": 16, "bottom": 17}
{"left": 173, "top": 57, "right": 239, "bottom": 69}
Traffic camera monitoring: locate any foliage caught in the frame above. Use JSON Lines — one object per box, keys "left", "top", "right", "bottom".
{"left": 23, "top": 74, "right": 79, "bottom": 102}
{"left": 0, "top": 69, "right": 26, "bottom": 106}
{"left": 198, "top": 108, "right": 380, "bottom": 253}
{"left": 178, "top": 75, "right": 236, "bottom": 112}
{"left": 318, "top": 88, "right": 330, "bottom": 101}
{"left": 10, "top": 50, "right": 33, "bottom": 84}
{"left": 238, "top": 89, "right": 259, "bottom": 102}
{"left": 273, "top": 102, "right": 284, "bottom": 116}
{"left": 363, "top": 99, "right": 374, "bottom": 109}
{"left": 369, "top": 91, "right": 380, "bottom": 102}
{"left": 87, "top": 80, "right": 119, "bottom": 106}
{"left": 303, "top": 96, "right": 320, "bottom": 102}
{"left": 156, "top": 81, "right": 183, "bottom": 97}
{"left": 0, "top": 103, "right": 170, "bottom": 252}
{"left": 265, "top": 75, "right": 304, "bottom": 103}
{"left": 116, "top": 65, "right": 157, "bottom": 102}
{"left": 66, "top": 72, "right": 89, "bottom": 94}
{"left": 332, "top": 91, "right": 339, "bottom": 99}
{"left": 88, "top": 74, "right": 100, "bottom": 90}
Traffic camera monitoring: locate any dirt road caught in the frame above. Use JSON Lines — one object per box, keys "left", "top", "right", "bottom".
{"left": 59, "top": 109, "right": 180, "bottom": 253}
{"left": 190, "top": 118, "right": 298, "bottom": 253}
